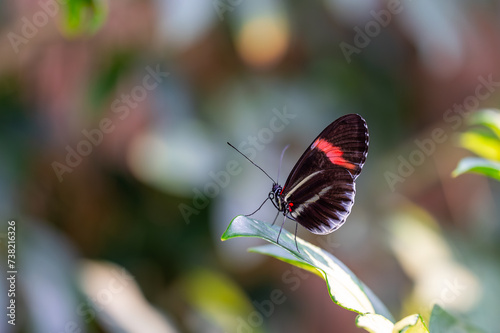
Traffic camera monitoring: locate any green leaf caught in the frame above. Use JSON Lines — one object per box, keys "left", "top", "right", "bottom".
{"left": 429, "top": 304, "right": 484, "bottom": 333}
{"left": 61, "top": 0, "right": 107, "bottom": 37}
{"left": 221, "top": 215, "right": 394, "bottom": 321}
{"left": 393, "top": 314, "right": 428, "bottom": 333}
{"left": 452, "top": 157, "right": 500, "bottom": 180}
{"left": 355, "top": 313, "right": 429, "bottom": 333}
{"left": 459, "top": 131, "right": 500, "bottom": 161}
{"left": 249, "top": 244, "right": 324, "bottom": 278}
{"left": 355, "top": 313, "right": 394, "bottom": 333}
{"left": 468, "top": 108, "right": 500, "bottom": 139}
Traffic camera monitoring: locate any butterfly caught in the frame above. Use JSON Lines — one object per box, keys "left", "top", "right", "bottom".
{"left": 228, "top": 114, "right": 369, "bottom": 251}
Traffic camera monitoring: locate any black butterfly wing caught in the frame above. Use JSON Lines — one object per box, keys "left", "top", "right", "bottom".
{"left": 281, "top": 114, "right": 368, "bottom": 235}
{"left": 284, "top": 114, "right": 369, "bottom": 187}
{"left": 284, "top": 167, "right": 355, "bottom": 234}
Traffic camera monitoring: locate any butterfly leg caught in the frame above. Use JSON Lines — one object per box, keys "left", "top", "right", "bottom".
{"left": 283, "top": 212, "right": 300, "bottom": 253}
{"left": 245, "top": 197, "right": 269, "bottom": 217}
{"left": 276, "top": 213, "right": 287, "bottom": 245}
{"left": 294, "top": 222, "right": 300, "bottom": 253}
{"left": 271, "top": 210, "right": 280, "bottom": 226}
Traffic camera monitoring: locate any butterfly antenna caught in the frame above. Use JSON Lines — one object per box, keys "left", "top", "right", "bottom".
{"left": 227, "top": 142, "right": 276, "bottom": 183}
{"left": 277, "top": 145, "right": 289, "bottom": 183}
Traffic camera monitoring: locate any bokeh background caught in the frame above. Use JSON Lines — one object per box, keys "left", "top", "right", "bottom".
{"left": 1, "top": 0, "right": 500, "bottom": 332}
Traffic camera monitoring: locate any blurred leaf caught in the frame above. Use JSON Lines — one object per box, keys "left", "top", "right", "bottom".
{"left": 221, "top": 215, "right": 394, "bottom": 321}
{"left": 61, "top": 0, "right": 107, "bottom": 36}
{"left": 355, "top": 313, "right": 394, "bottom": 333}
{"left": 468, "top": 109, "right": 500, "bottom": 139}
{"left": 452, "top": 157, "right": 500, "bottom": 180}
{"left": 459, "top": 131, "right": 500, "bottom": 161}
{"left": 89, "top": 53, "right": 135, "bottom": 111}
{"left": 182, "top": 269, "right": 262, "bottom": 333}
{"left": 392, "top": 314, "right": 428, "bottom": 333}
{"left": 428, "top": 305, "right": 484, "bottom": 333}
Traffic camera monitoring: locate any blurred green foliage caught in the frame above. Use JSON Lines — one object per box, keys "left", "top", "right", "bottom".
{"left": 454, "top": 109, "right": 500, "bottom": 180}
{"left": 61, "top": 0, "right": 107, "bottom": 36}
{"left": 2, "top": 0, "right": 500, "bottom": 332}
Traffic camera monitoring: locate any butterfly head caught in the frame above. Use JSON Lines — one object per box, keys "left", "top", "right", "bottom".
{"left": 269, "top": 183, "right": 286, "bottom": 212}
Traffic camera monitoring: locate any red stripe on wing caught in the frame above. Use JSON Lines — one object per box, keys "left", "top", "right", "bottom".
{"left": 312, "top": 138, "right": 355, "bottom": 170}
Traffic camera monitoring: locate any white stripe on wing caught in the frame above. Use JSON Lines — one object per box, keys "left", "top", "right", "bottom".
{"left": 283, "top": 170, "right": 322, "bottom": 201}
{"left": 290, "top": 185, "right": 332, "bottom": 218}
